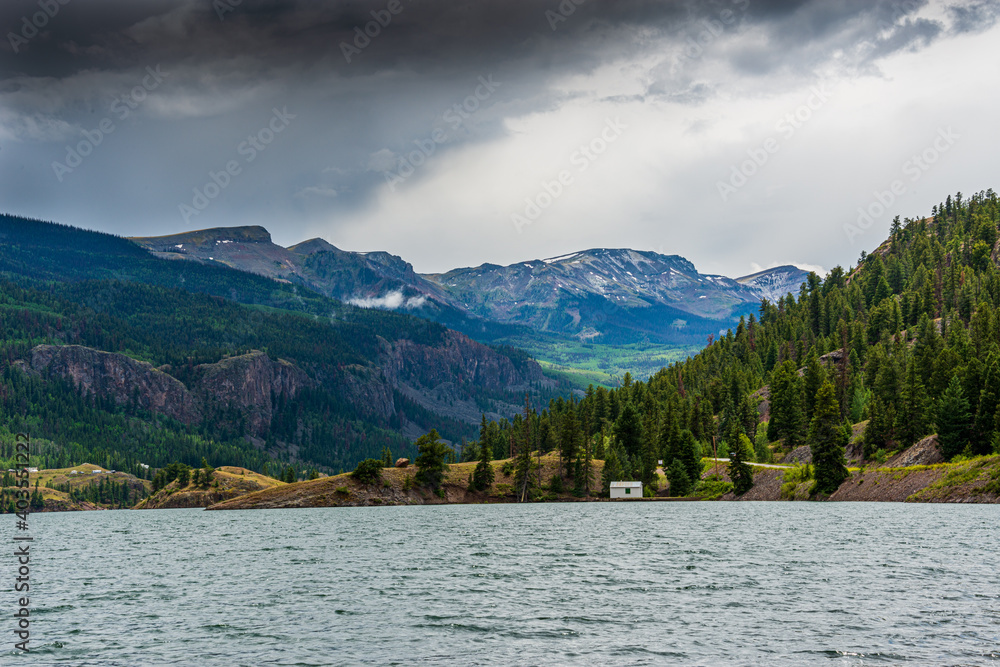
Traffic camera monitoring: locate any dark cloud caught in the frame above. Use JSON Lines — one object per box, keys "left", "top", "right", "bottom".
{"left": 947, "top": 0, "right": 1000, "bottom": 32}
{"left": 0, "top": 0, "right": 995, "bottom": 275}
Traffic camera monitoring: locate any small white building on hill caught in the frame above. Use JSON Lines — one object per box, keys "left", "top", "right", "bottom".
{"left": 610, "top": 481, "right": 643, "bottom": 499}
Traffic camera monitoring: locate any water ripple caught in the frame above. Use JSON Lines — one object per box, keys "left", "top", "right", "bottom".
{"left": 10, "top": 502, "right": 999, "bottom": 665}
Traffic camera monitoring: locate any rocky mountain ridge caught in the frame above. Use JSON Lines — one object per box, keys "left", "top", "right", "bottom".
{"left": 130, "top": 227, "right": 811, "bottom": 346}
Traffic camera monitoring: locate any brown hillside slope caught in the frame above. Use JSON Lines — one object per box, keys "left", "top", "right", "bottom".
{"left": 207, "top": 453, "right": 607, "bottom": 510}
{"left": 135, "top": 466, "right": 284, "bottom": 509}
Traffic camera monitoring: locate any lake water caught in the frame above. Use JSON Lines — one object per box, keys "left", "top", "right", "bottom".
{"left": 8, "top": 503, "right": 1000, "bottom": 665}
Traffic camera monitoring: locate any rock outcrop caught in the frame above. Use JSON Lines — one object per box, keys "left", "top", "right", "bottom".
{"left": 24, "top": 345, "right": 309, "bottom": 436}
{"left": 885, "top": 434, "right": 944, "bottom": 467}
{"left": 19, "top": 331, "right": 549, "bottom": 447}
{"left": 380, "top": 330, "right": 549, "bottom": 391}
{"left": 198, "top": 351, "right": 310, "bottom": 435}
{"left": 28, "top": 345, "right": 202, "bottom": 424}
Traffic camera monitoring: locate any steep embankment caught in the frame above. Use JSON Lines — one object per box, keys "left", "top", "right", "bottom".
{"left": 135, "top": 466, "right": 284, "bottom": 509}
{"left": 718, "top": 452, "right": 1000, "bottom": 503}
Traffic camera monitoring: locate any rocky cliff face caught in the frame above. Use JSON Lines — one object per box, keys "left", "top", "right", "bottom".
{"left": 21, "top": 335, "right": 548, "bottom": 442}
{"left": 28, "top": 345, "right": 202, "bottom": 424}
{"left": 198, "top": 351, "right": 311, "bottom": 435}
{"left": 25, "top": 345, "right": 309, "bottom": 437}
{"left": 379, "top": 330, "right": 549, "bottom": 391}
{"left": 336, "top": 364, "right": 397, "bottom": 420}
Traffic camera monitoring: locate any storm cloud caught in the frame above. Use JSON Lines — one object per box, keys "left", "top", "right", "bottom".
{"left": 2, "top": 0, "right": 998, "bottom": 277}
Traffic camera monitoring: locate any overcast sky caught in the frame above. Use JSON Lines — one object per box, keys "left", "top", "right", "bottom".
{"left": 2, "top": 0, "right": 998, "bottom": 277}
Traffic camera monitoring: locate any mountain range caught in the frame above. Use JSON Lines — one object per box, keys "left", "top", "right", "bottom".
{"left": 131, "top": 226, "right": 810, "bottom": 368}
{"left": 0, "top": 212, "right": 808, "bottom": 475}
{"left": 0, "top": 213, "right": 556, "bottom": 474}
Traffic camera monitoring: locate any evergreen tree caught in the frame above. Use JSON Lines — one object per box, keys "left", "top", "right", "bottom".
{"left": 201, "top": 457, "right": 214, "bottom": 487}
{"left": 583, "top": 434, "right": 594, "bottom": 496}
{"left": 726, "top": 422, "right": 754, "bottom": 495}
{"left": 549, "top": 471, "right": 564, "bottom": 493}
{"left": 803, "top": 350, "right": 825, "bottom": 420}
{"left": 809, "top": 382, "right": 849, "bottom": 494}
{"left": 895, "top": 357, "right": 932, "bottom": 448}
{"left": 677, "top": 430, "right": 702, "bottom": 485}
{"left": 471, "top": 433, "right": 495, "bottom": 492}
{"left": 414, "top": 430, "right": 450, "bottom": 491}
{"left": 600, "top": 448, "right": 623, "bottom": 497}
{"left": 30, "top": 481, "right": 44, "bottom": 510}
{"left": 594, "top": 430, "right": 606, "bottom": 460}
{"left": 768, "top": 360, "right": 805, "bottom": 448}
{"left": 737, "top": 393, "right": 759, "bottom": 442}
{"left": 572, "top": 453, "right": 586, "bottom": 497}
{"left": 514, "top": 434, "right": 534, "bottom": 502}
{"left": 972, "top": 356, "right": 1000, "bottom": 455}
{"left": 936, "top": 375, "right": 971, "bottom": 459}
{"left": 559, "top": 410, "right": 582, "bottom": 476}
{"left": 638, "top": 435, "right": 657, "bottom": 490}
{"left": 667, "top": 458, "right": 692, "bottom": 497}
{"left": 864, "top": 395, "right": 895, "bottom": 458}
{"left": 613, "top": 401, "right": 643, "bottom": 460}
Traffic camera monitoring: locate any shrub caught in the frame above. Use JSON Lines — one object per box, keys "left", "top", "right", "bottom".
{"left": 693, "top": 476, "right": 733, "bottom": 500}
{"left": 352, "top": 459, "right": 384, "bottom": 485}
{"left": 548, "top": 473, "right": 564, "bottom": 493}
{"left": 501, "top": 461, "right": 515, "bottom": 476}
{"left": 335, "top": 486, "right": 350, "bottom": 495}
{"left": 783, "top": 462, "right": 813, "bottom": 484}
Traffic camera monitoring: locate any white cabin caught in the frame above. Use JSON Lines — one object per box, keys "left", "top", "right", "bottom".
{"left": 610, "top": 481, "right": 643, "bottom": 499}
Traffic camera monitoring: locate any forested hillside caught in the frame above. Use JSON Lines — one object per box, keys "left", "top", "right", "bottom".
{"left": 0, "top": 215, "right": 557, "bottom": 480}
{"left": 464, "top": 189, "right": 1000, "bottom": 498}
